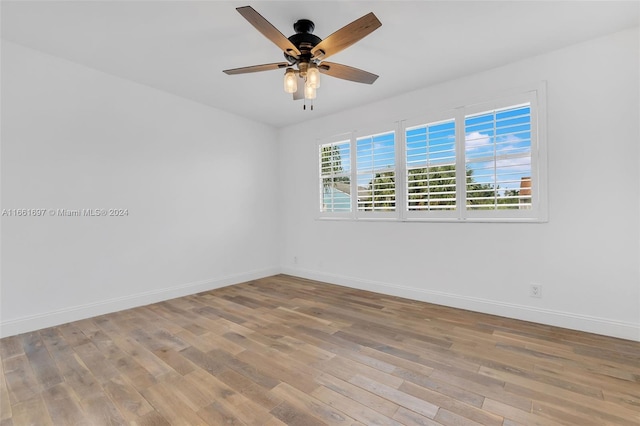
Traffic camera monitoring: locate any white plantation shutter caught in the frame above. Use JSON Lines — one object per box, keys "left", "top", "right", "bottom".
{"left": 405, "top": 118, "right": 457, "bottom": 214}
{"left": 356, "top": 131, "right": 396, "bottom": 213}
{"left": 319, "top": 140, "right": 351, "bottom": 213}
{"left": 465, "top": 102, "right": 533, "bottom": 213}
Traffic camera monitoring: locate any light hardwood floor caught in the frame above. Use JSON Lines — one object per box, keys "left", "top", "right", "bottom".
{"left": 1, "top": 274, "right": 639, "bottom": 425}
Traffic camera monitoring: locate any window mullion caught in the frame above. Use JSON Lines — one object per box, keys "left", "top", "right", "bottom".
{"left": 396, "top": 121, "right": 406, "bottom": 220}
{"left": 455, "top": 107, "right": 466, "bottom": 220}
{"left": 349, "top": 133, "right": 357, "bottom": 219}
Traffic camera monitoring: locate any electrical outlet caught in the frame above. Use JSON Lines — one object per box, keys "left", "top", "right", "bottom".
{"left": 530, "top": 284, "right": 542, "bottom": 298}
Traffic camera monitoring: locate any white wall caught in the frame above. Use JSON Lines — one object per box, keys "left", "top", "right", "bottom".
{"left": 278, "top": 28, "right": 640, "bottom": 341}
{"left": 1, "top": 41, "right": 280, "bottom": 337}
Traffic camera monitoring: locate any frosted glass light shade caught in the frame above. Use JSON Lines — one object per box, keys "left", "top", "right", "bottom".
{"left": 284, "top": 69, "right": 297, "bottom": 93}
{"left": 304, "top": 83, "right": 316, "bottom": 100}
{"left": 307, "top": 64, "right": 320, "bottom": 88}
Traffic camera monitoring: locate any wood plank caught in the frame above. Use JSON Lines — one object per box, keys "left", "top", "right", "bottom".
{"left": 164, "top": 375, "right": 215, "bottom": 411}
{"left": 22, "top": 332, "right": 63, "bottom": 390}
{"left": 80, "top": 395, "right": 128, "bottom": 425}
{"left": 134, "top": 410, "right": 172, "bottom": 426}
{"left": 208, "top": 348, "right": 280, "bottom": 389}
{"left": 270, "top": 382, "right": 363, "bottom": 425}
{"left": 392, "top": 406, "right": 442, "bottom": 426}
{"left": 318, "top": 354, "right": 404, "bottom": 388}
{"left": 91, "top": 338, "right": 157, "bottom": 391}
{"left": 311, "top": 384, "right": 403, "bottom": 426}
{"left": 40, "top": 330, "right": 104, "bottom": 401}
{"left": 57, "top": 323, "right": 91, "bottom": 347}
{"left": 2, "top": 354, "right": 40, "bottom": 404}
{"left": 349, "top": 374, "right": 440, "bottom": 419}
{"left": 315, "top": 372, "right": 400, "bottom": 418}
{"left": 236, "top": 349, "right": 321, "bottom": 394}
{"left": 182, "top": 367, "right": 272, "bottom": 425}
{"left": 151, "top": 347, "right": 196, "bottom": 376}
{"left": 0, "top": 337, "right": 23, "bottom": 360}
{"left": 72, "top": 342, "right": 121, "bottom": 384}
{"left": 100, "top": 332, "right": 173, "bottom": 379}
{"left": 482, "top": 398, "right": 561, "bottom": 426}
{"left": 0, "top": 361, "right": 12, "bottom": 421}
{"left": 263, "top": 418, "right": 288, "bottom": 426}
{"left": 434, "top": 407, "right": 484, "bottom": 425}
{"left": 41, "top": 383, "right": 87, "bottom": 426}
{"left": 139, "top": 381, "right": 207, "bottom": 426}
{"left": 394, "top": 368, "right": 484, "bottom": 408}
{"left": 429, "top": 368, "right": 532, "bottom": 412}
{"left": 399, "top": 381, "right": 502, "bottom": 425}
{"left": 216, "top": 369, "right": 283, "bottom": 410}
{"left": 102, "top": 376, "right": 155, "bottom": 421}
{"left": 9, "top": 396, "right": 53, "bottom": 426}
{"left": 196, "top": 401, "right": 247, "bottom": 425}
{"left": 270, "top": 400, "right": 328, "bottom": 426}
{"left": 179, "top": 346, "right": 226, "bottom": 376}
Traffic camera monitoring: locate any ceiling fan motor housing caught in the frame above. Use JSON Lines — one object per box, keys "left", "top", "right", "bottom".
{"left": 285, "top": 19, "right": 322, "bottom": 64}
{"left": 293, "top": 19, "right": 315, "bottom": 34}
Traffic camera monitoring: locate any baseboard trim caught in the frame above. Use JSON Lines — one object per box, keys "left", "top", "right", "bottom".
{"left": 0, "top": 267, "right": 280, "bottom": 338}
{"left": 281, "top": 267, "right": 640, "bottom": 342}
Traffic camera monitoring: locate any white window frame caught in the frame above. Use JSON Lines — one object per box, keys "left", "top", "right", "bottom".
{"left": 353, "top": 125, "right": 398, "bottom": 220}
{"left": 318, "top": 133, "right": 353, "bottom": 219}
{"left": 402, "top": 109, "right": 459, "bottom": 220}
{"left": 461, "top": 87, "right": 547, "bottom": 222}
{"left": 316, "top": 82, "right": 548, "bottom": 223}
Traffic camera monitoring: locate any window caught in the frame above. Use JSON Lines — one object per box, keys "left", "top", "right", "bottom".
{"left": 356, "top": 131, "right": 396, "bottom": 212}
{"left": 460, "top": 89, "right": 544, "bottom": 220}
{"left": 318, "top": 84, "right": 546, "bottom": 222}
{"left": 464, "top": 103, "right": 532, "bottom": 212}
{"left": 406, "top": 118, "right": 457, "bottom": 213}
{"left": 319, "top": 139, "right": 351, "bottom": 213}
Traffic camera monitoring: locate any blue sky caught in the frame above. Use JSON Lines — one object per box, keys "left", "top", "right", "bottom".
{"left": 406, "top": 119, "right": 455, "bottom": 169}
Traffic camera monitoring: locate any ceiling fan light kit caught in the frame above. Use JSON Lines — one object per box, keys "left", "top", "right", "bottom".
{"left": 223, "top": 6, "right": 381, "bottom": 110}
{"left": 284, "top": 68, "right": 297, "bottom": 93}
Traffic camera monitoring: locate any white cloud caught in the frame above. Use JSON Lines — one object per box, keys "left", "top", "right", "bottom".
{"left": 495, "top": 156, "right": 530, "bottom": 170}
{"left": 465, "top": 131, "right": 491, "bottom": 150}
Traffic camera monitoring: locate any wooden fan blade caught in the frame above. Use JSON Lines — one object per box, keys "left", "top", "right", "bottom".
{"left": 223, "top": 62, "right": 290, "bottom": 75}
{"left": 319, "top": 62, "right": 378, "bottom": 84}
{"left": 311, "top": 12, "right": 381, "bottom": 60}
{"left": 236, "top": 6, "right": 301, "bottom": 57}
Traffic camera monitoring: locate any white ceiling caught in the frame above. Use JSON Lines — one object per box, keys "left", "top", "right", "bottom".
{"left": 2, "top": 1, "right": 638, "bottom": 128}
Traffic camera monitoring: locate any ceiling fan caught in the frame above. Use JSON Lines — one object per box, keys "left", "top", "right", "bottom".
{"left": 223, "top": 6, "right": 382, "bottom": 109}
